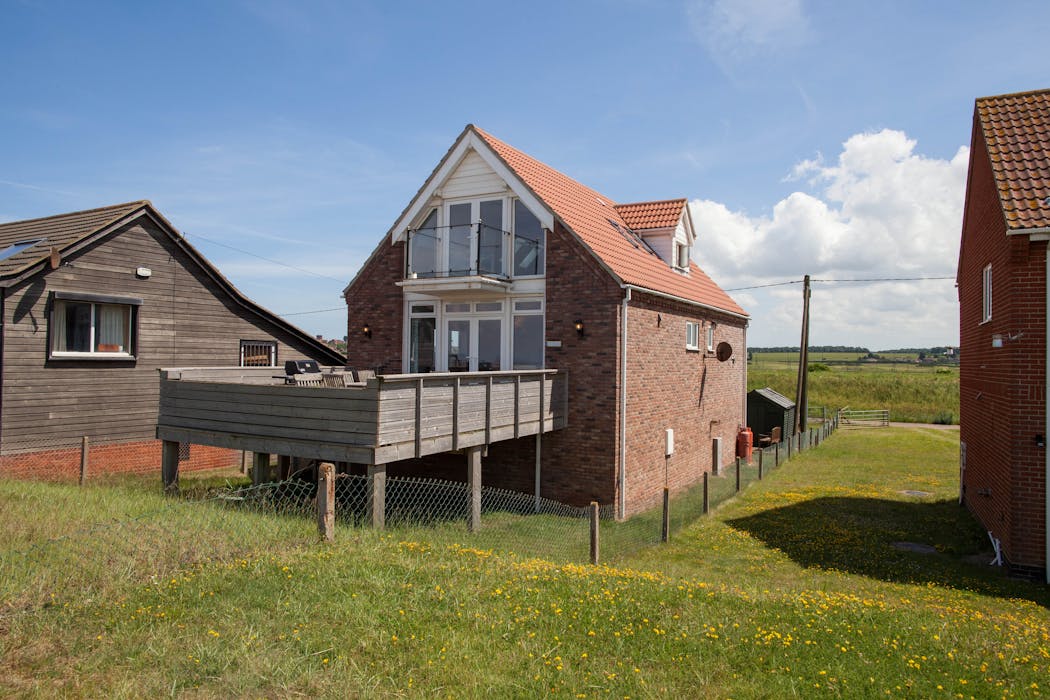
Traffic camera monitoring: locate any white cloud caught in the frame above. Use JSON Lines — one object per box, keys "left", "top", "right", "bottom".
{"left": 688, "top": 0, "right": 812, "bottom": 65}
{"left": 691, "top": 128, "right": 969, "bottom": 348}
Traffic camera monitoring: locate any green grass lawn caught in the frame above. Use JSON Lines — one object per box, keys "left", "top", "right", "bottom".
{"left": 749, "top": 359, "right": 960, "bottom": 424}
{"left": 2, "top": 428, "right": 1046, "bottom": 697}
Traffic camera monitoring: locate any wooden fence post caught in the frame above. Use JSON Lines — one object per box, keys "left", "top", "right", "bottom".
{"left": 735, "top": 458, "right": 741, "bottom": 492}
{"left": 161, "top": 440, "right": 179, "bottom": 493}
{"left": 79, "top": 436, "right": 89, "bottom": 486}
{"left": 702, "top": 471, "right": 709, "bottom": 514}
{"left": 317, "top": 462, "right": 335, "bottom": 542}
{"left": 368, "top": 464, "right": 386, "bottom": 530}
{"left": 467, "top": 446, "right": 483, "bottom": 533}
{"left": 775, "top": 441, "right": 780, "bottom": 466}
{"left": 758, "top": 448, "right": 763, "bottom": 480}
{"left": 661, "top": 488, "right": 670, "bottom": 543}
{"left": 589, "top": 501, "right": 600, "bottom": 565}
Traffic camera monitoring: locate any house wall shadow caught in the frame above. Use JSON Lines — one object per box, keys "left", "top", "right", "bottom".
{"left": 726, "top": 496, "right": 1049, "bottom": 607}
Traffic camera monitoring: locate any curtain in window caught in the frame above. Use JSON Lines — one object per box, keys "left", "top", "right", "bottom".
{"left": 97, "top": 304, "right": 127, "bottom": 351}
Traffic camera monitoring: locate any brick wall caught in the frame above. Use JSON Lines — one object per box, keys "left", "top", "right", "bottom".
{"left": 623, "top": 294, "right": 746, "bottom": 515}
{"left": 0, "top": 439, "right": 239, "bottom": 481}
{"left": 344, "top": 239, "right": 406, "bottom": 374}
{"left": 959, "top": 118, "right": 1048, "bottom": 579}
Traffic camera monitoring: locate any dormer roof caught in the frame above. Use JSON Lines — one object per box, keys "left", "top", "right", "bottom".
{"left": 614, "top": 198, "right": 687, "bottom": 231}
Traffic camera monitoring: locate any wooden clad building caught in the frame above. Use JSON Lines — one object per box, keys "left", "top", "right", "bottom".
{"left": 0, "top": 201, "right": 344, "bottom": 478}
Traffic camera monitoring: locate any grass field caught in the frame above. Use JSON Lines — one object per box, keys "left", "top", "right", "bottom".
{"left": 2, "top": 427, "right": 1046, "bottom": 697}
{"left": 749, "top": 353, "right": 960, "bottom": 424}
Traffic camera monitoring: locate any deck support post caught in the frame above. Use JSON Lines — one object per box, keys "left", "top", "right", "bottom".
{"left": 368, "top": 464, "right": 387, "bottom": 530}
{"left": 467, "top": 446, "right": 483, "bottom": 533}
{"left": 278, "top": 455, "right": 292, "bottom": 480}
{"left": 252, "top": 452, "right": 270, "bottom": 485}
{"left": 161, "top": 440, "right": 179, "bottom": 493}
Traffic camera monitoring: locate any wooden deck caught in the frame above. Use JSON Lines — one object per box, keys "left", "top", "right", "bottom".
{"left": 156, "top": 367, "right": 568, "bottom": 466}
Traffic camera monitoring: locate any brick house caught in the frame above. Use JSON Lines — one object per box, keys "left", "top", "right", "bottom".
{"left": 343, "top": 126, "right": 748, "bottom": 517}
{"left": 958, "top": 89, "right": 1050, "bottom": 581}
{"left": 0, "top": 201, "right": 345, "bottom": 479}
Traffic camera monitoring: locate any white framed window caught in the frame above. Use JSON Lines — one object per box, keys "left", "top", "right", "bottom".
{"left": 982, "top": 264, "right": 992, "bottom": 323}
{"left": 706, "top": 324, "right": 715, "bottom": 352}
{"left": 512, "top": 297, "right": 544, "bottom": 369}
{"left": 686, "top": 321, "right": 700, "bottom": 350}
{"left": 49, "top": 291, "right": 140, "bottom": 359}
{"left": 675, "top": 242, "right": 690, "bottom": 270}
{"left": 240, "top": 340, "right": 277, "bottom": 367}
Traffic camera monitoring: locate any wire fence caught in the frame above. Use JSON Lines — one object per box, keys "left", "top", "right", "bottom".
{"left": 0, "top": 434, "right": 245, "bottom": 483}
{"left": 1, "top": 421, "right": 837, "bottom": 621}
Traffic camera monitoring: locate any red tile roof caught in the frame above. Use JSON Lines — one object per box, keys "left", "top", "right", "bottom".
{"left": 473, "top": 127, "right": 746, "bottom": 317}
{"left": 975, "top": 89, "right": 1050, "bottom": 230}
{"left": 614, "top": 199, "right": 687, "bottom": 231}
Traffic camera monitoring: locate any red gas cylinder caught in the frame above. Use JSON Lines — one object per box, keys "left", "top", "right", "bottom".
{"left": 736, "top": 427, "right": 753, "bottom": 462}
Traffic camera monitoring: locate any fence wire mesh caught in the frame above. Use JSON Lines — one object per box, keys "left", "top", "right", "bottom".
{"left": 1, "top": 423, "right": 836, "bottom": 622}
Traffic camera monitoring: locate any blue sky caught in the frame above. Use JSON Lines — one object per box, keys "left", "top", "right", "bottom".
{"left": 2, "top": 0, "right": 1048, "bottom": 349}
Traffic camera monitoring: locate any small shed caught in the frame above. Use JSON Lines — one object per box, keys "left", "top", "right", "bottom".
{"left": 748, "top": 388, "right": 796, "bottom": 440}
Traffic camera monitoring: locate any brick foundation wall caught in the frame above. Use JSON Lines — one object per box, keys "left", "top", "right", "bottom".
{"left": 623, "top": 294, "right": 746, "bottom": 516}
{"left": 959, "top": 118, "right": 1048, "bottom": 578}
{"left": 0, "top": 439, "right": 240, "bottom": 482}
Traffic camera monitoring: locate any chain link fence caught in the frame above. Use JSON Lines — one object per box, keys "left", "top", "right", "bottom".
{"left": 1, "top": 422, "right": 836, "bottom": 619}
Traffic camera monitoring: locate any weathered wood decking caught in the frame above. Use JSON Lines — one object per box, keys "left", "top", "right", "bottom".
{"left": 157, "top": 367, "right": 568, "bottom": 466}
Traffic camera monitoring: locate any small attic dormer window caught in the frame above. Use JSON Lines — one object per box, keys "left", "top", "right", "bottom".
{"left": 675, "top": 242, "right": 690, "bottom": 271}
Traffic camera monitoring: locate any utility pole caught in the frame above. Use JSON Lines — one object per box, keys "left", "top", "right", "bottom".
{"left": 794, "top": 275, "right": 811, "bottom": 435}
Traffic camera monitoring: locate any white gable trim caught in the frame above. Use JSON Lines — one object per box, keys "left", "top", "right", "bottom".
{"left": 390, "top": 130, "right": 554, "bottom": 244}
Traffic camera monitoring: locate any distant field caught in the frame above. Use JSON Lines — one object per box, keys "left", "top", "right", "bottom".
{"left": 748, "top": 354, "right": 959, "bottom": 424}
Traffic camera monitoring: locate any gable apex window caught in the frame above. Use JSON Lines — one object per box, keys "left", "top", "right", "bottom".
{"left": 49, "top": 291, "right": 141, "bottom": 360}
{"left": 981, "top": 263, "right": 992, "bottom": 323}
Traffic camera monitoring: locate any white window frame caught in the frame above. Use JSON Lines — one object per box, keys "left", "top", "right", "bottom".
{"left": 512, "top": 297, "right": 545, "bottom": 369}
{"left": 49, "top": 292, "right": 140, "bottom": 360}
{"left": 706, "top": 324, "right": 715, "bottom": 352}
{"left": 686, "top": 321, "right": 700, "bottom": 351}
{"left": 240, "top": 340, "right": 277, "bottom": 367}
{"left": 675, "top": 242, "right": 690, "bottom": 271}
{"left": 981, "top": 263, "right": 992, "bottom": 323}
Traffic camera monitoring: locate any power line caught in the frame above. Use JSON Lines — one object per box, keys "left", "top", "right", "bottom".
{"left": 811, "top": 276, "right": 955, "bottom": 283}
{"left": 280, "top": 306, "right": 345, "bottom": 317}
{"left": 726, "top": 275, "right": 954, "bottom": 292}
{"left": 185, "top": 231, "right": 348, "bottom": 284}
{"left": 726, "top": 279, "right": 797, "bottom": 289}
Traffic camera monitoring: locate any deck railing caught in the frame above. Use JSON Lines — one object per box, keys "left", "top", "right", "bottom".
{"left": 157, "top": 367, "right": 567, "bottom": 465}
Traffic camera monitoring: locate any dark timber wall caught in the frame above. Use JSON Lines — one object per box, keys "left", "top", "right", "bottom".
{"left": 0, "top": 215, "right": 339, "bottom": 471}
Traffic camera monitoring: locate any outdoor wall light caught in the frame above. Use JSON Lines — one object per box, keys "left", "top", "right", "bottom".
{"left": 574, "top": 319, "right": 585, "bottom": 337}
{"left": 362, "top": 323, "right": 372, "bottom": 339}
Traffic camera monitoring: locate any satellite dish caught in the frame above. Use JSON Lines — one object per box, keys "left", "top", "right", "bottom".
{"left": 716, "top": 342, "right": 733, "bottom": 362}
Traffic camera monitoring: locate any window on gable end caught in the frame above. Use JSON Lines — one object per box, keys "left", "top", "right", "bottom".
{"left": 49, "top": 292, "right": 141, "bottom": 360}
